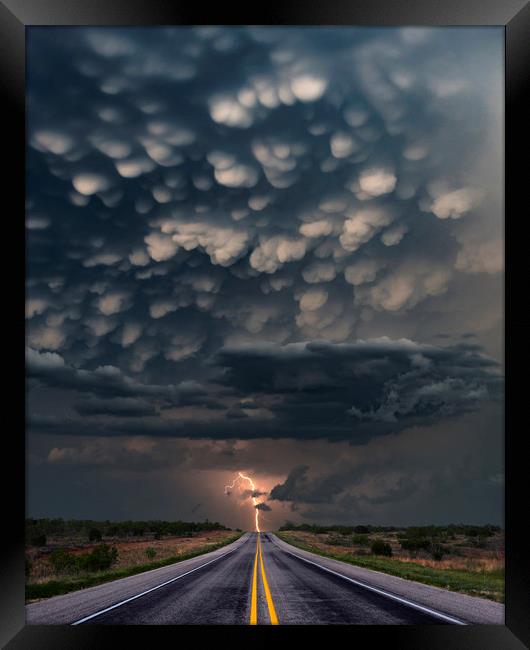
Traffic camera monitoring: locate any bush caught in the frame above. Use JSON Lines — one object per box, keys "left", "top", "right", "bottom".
{"left": 354, "top": 525, "right": 370, "bottom": 534}
{"left": 327, "top": 535, "right": 352, "bottom": 546}
{"left": 30, "top": 534, "right": 46, "bottom": 547}
{"left": 371, "top": 540, "right": 392, "bottom": 557}
{"left": 145, "top": 547, "right": 157, "bottom": 560}
{"left": 400, "top": 538, "right": 431, "bottom": 553}
{"left": 430, "top": 544, "right": 445, "bottom": 561}
{"left": 88, "top": 528, "right": 102, "bottom": 542}
{"left": 49, "top": 549, "right": 78, "bottom": 574}
{"left": 352, "top": 534, "right": 371, "bottom": 545}
{"left": 25, "top": 558, "right": 33, "bottom": 578}
{"left": 78, "top": 544, "right": 118, "bottom": 572}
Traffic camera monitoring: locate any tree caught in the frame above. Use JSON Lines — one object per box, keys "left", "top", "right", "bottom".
{"left": 354, "top": 525, "right": 370, "bottom": 534}
{"left": 88, "top": 528, "right": 102, "bottom": 542}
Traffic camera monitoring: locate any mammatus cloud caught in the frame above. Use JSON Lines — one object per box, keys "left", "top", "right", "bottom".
{"left": 27, "top": 26, "right": 502, "bottom": 376}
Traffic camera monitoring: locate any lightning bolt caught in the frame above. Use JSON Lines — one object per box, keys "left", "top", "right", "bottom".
{"left": 224, "top": 472, "right": 262, "bottom": 532}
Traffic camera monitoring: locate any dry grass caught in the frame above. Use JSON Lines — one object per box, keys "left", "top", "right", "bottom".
{"left": 390, "top": 554, "right": 504, "bottom": 573}
{"left": 287, "top": 530, "right": 504, "bottom": 571}
{"left": 27, "top": 530, "right": 236, "bottom": 585}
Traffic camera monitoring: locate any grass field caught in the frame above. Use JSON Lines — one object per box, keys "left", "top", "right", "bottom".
{"left": 26, "top": 530, "right": 242, "bottom": 602}
{"left": 276, "top": 530, "right": 504, "bottom": 603}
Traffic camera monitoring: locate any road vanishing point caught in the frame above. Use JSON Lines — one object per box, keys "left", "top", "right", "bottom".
{"left": 26, "top": 533, "right": 504, "bottom": 625}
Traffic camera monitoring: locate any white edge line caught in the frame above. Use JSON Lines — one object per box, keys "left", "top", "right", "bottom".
{"left": 270, "top": 535, "right": 467, "bottom": 626}
{"left": 71, "top": 536, "right": 247, "bottom": 625}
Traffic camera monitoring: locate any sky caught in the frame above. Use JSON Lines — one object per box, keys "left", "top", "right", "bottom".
{"left": 26, "top": 26, "right": 504, "bottom": 531}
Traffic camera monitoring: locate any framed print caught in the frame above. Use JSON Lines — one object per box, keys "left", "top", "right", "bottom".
{"left": 2, "top": 1, "right": 529, "bottom": 648}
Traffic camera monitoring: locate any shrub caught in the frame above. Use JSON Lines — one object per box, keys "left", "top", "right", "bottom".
{"left": 327, "top": 535, "right": 352, "bottom": 546}
{"left": 49, "top": 549, "right": 78, "bottom": 574}
{"left": 145, "top": 547, "right": 157, "bottom": 560}
{"left": 352, "top": 534, "right": 371, "bottom": 545}
{"left": 25, "top": 558, "right": 33, "bottom": 578}
{"left": 430, "top": 544, "right": 445, "bottom": 561}
{"left": 354, "top": 525, "right": 370, "bottom": 534}
{"left": 30, "top": 534, "right": 46, "bottom": 547}
{"left": 78, "top": 544, "right": 118, "bottom": 572}
{"left": 400, "top": 538, "right": 430, "bottom": 553}
{"left": 88, "top": 528, "right": 102, "bottom": 542}
{"left": 371, "top": 540, "right": 392, "bottom": 557}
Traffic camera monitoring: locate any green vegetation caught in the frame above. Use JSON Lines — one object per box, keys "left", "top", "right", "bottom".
{"left": 276, "top": 532, "right": 504, "bottom": 603}
{"left": 400, "top": 538, "right": 431, "bottom": 552}
{"left": 145, "top": 547, "right": 157, "bottom": 560}
{"left": 49, "top": 544, "right": 119, "bottom": 575}
{"left": 279, "top": 521, "right": 500, "bottom": 537}
{"left": 88, "top": 528, "right": 102, "bottom": 542}
{"left": 26, "top": 532, "right": 243, "bottom": 601}
{"left": 371, "top": 539, "right": 392, "bottom": 557}
{"left": 279, "top": 521, "right": 399, "bottom": 535}
{"left": 26, "top": 518, "right": 229, "bottom": 545}
{"left": 430, "top": 543, "right": 445, "bottom": 561}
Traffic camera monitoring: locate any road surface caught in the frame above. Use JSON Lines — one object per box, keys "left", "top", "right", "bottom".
{"left": 26, "top": 532, "right": 504, "bottom": 625}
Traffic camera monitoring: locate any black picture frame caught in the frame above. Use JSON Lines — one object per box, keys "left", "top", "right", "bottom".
{"left": 2, "top": 1, "right": 529, "bottom": 647}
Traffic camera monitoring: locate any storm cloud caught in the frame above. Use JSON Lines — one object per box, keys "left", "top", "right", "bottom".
{"left": 26, "top": 26, "right": 503, "bottom": 526}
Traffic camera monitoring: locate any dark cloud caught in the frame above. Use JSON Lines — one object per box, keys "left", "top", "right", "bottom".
{"left": 254, "top": 502, "right": 272, "bottom": 511}
{"left": 74, "top": 397, "right": 156, "bottom": 417}
{"left": 214, "top": 339, "right": 503, "bottom": 438}
{"left": 364, "top": 476, "right": 418, "bottom": 505}
{"left": 270, "top": 466, "right": 309, "bottom": 501}
{"left": 27, "top": 337, "right": 502, "bottom": 443}
{"left": 242, "top": 489, "right": 267, "bottom": 498}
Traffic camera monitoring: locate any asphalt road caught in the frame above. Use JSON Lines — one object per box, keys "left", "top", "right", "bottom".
{"left": 26, "top": 532, "right": 504, "bottom": 625}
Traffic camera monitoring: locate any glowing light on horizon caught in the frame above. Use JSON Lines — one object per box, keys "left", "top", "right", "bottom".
{"left": 224, "top": 472, "right": 262, "bottom": 532}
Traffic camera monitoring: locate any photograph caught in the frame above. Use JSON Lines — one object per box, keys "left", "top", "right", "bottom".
{"left": 24, "top": 24, "right": 506, "bottom": 627}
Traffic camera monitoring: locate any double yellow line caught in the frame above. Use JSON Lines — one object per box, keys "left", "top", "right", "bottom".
{"left": 250, "top": 533, "right": 279, "bottom": 625}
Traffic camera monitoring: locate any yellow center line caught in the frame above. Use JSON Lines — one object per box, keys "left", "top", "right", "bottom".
{"left": 258, "top": 534, "right": 279, "bottom": 625}
{"left": 250, "top": 534, "right": 259, "bottom": 625}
